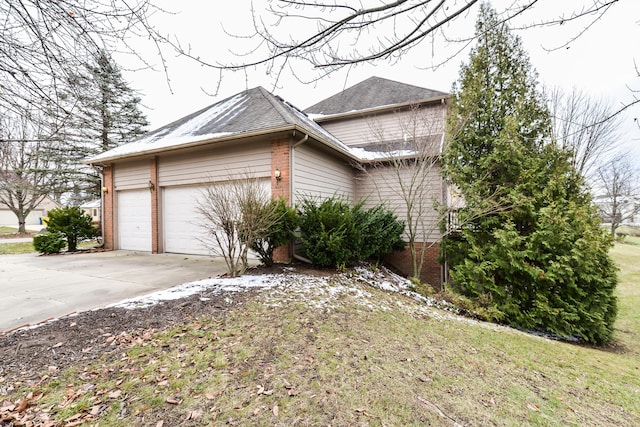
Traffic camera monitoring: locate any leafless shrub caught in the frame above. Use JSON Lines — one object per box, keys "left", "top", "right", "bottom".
{"left": 196, "top": 174, "right": 280, "bottom": 277}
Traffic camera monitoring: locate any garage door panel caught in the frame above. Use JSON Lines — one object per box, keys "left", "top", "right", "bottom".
{"left": 117, "top": 190, "right": 151, "bottom": 251}
{"left": 163, "top": 187, "right": 211, "bottom": 255}
{"left": 163, "top": 180, "right": 270, "bottom": 256}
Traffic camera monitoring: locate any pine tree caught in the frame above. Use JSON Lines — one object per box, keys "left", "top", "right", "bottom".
{"left": 50, "top": 51, "right": 148, "bottom": 204}
{"left": 442, "top": 3, "right": 617, "bottom": 344}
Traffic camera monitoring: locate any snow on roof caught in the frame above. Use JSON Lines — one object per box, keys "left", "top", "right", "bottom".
{"left": 86, "top": 88, "right": 357, "bottom": 164}
{"left": 349, "top": 147, "right": 420, "bottom": 161}
{"left": 88, "top": 93, "right": 248, "bottom": 162}
{"left": 81, "top": 200, "right": 101, "bottom": 208}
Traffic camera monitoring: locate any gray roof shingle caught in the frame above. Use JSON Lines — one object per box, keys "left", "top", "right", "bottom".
{"left": 88, "top": 87, "right": 352, "bottom": 163}
{"left": 304, "top": 76, "right": 449, "bottom": 116}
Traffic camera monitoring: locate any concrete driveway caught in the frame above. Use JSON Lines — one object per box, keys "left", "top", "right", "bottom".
{"left": 0, "top": 250, "right": 228, "bottom": 333}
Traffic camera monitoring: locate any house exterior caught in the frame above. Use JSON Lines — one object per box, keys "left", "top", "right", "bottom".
{"left": 80, "top": 199, "right": 101, "bottom": 224}
{"left": 0, "top": 196, "right": 59, "bottom": 228}
{"left": 88, "top": 77, "right": 450, "bottom": 285}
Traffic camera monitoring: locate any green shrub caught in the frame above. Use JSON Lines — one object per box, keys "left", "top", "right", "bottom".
{"left": 33, "top": 232, "right": 66, "bottom": 254}
{"left": 298, "top": 196, "right": 404, "bottom": 268}
{"left": 250, "top": 198, "right": 298, "bottom": 266}
{"left": 46, "top": 206, "right": 99, "bottom": 252}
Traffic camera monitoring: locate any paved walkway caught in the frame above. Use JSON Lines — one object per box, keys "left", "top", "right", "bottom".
{"left": 0, "top": 251, "right": 228, "bottom": 333}
{"left": 0, "top": 237, "right": 33, "bottom": 244}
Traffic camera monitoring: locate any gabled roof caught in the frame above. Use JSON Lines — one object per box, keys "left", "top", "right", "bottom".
{"left": 304, "top": 76, "right": 449, "bottom": 117}
{"left": 87, "top": 87, "right": 353, "bottom": 164}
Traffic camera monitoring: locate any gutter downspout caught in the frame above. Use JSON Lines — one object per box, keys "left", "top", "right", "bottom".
{"left": 291, "top": 132, "right": 311, "bottom": 264}
{"left": 99, "top": 168, "right": 105, "bottom": 248}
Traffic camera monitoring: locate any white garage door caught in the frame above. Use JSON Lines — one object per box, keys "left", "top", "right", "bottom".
{"left": 117, "top": 190, "right": 151, "bottom": 251}
{"left": 163, "top": 180, "right": 271, "bottom": 256}
{"left": 163, "top": 186, "right": 211, "bottom": 255}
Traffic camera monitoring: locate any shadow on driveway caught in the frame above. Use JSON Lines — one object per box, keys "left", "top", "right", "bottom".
{"left": 0, "top": 250, "right": 228, "bottom": 333}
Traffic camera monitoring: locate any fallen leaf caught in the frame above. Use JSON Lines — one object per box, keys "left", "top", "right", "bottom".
{"left": 156, "top": 421, "right": 164, "bottom": 427}
{"left": 272, "top": 404, "right": 279, "bottom": 416}
{"left": 204, "top": 392, "right": 215, "bottom": 400}
{"left": 188, "top": 409, "right": 204, "bottom": 420}
{"left": 527, "top": 403, "right": 540, "bottom": 412}
{"left": 15, "top": 398, "right": 30, "bottom": 412}
{"left": 165, "top": 397, "right": 180, "bottom": 405}
{"left": 108, "top": 390, "right": 122, "bottom": 399}
{"left": 52, "top": 342, "right": 63, "bottom": 348}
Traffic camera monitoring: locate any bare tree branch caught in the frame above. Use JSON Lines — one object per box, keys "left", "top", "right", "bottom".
{"left": 0, "top": 0, "right": 171, "bottom": 115}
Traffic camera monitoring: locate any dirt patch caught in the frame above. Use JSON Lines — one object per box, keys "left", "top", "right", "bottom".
{"left": 0, "top": 263, "right": 333, "bottom": 385}
{"left": 0, "top": 282, "right": 261, "bottom": 386}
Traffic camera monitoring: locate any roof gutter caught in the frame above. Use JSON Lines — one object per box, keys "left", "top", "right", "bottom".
{"left": 85, "top": 124, "right": 303, "bottom": 166}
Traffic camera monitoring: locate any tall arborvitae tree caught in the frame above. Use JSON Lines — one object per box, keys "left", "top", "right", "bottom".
{"left": 442, "top": 3, "right": 617, "bottom": 344}
{"left": 50, "top": 51, "right": 148, "bottom": 204}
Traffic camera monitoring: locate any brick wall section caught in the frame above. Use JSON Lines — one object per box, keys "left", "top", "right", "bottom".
{"left": 271, "top": 138, "right": 291, "bottom": 262}
{"left": 102, "top": 165, "right": 114, "bottom": 250}
{"left": 150, "top": 157, "right": 159, "bottom": 253}
{"left": 384, "top": 242, "right": 442, "bottom": 289}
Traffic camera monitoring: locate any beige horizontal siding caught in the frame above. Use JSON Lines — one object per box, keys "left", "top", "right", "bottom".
{"left": 355, "top": 163, "right": 444, "bottom": 242}
{"left": 320, "top": 103, "right": 446, "bottom": 148}
{"left": 293, "top": 143, "right": 355, "bottom": 205}
{"left": 113, "top": 159, "right": 151, "bottom": 190}
{"left": 158, "top": 143, "right": 271, "bottom": 187}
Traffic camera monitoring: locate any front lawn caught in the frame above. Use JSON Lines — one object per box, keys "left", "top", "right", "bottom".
{"left": 1, "top": 245, "right": 638, "bottom": 426}
{"left": 0, "top": 239, "right": 101, "bottom": 255}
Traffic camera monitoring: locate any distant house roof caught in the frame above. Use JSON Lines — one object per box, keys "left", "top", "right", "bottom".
{"left": 304, "top": 76, "right": 449, "bottom": 117}
{"left": 87, "top": 87, "right": 354, "bottom": 164}
{"left": 81, "top": 199, "right": 101, "bottom": 209}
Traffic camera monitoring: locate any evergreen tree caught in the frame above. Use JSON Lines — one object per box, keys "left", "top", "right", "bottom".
{"left": 49, "top": 51, "right": 148, "bottom": 204}
{"left": 442, "top": 3, "right": 617, "bottom": 344}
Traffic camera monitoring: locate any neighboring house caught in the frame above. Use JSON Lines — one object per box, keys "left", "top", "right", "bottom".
{"left": 87, "top": 77, "right": 450, "bottom": 284}
{"left": 81, "top": 199, "right": 101, "bottom": 224}
{"left": 0, "top": 196, "right": 59, "bottom": 228}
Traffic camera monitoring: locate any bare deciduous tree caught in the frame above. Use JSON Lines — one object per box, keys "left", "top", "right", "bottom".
{"left": 547, "top": 86, "right": 621, "bottom": 180}
{"left": 0, "top": 111, "right": 56, "bottom": 233}
{"left": 594, "top": 154, "right": 640, "bottom": 237}
{"left": 196, "top": 174, "right": 281, "bottom": 277}
{"left": 197, "top": 1, "right": 621, "bottom": 82}
{"left": 0, "top": 0, "right": 169, "bottom": 115}
{"left": 355, "top": 105, "right": 444, "bottom": 282}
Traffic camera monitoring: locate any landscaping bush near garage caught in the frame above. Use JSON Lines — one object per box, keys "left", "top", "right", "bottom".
{"left": 33, "top": 231, "right": 66, "bottom": 254}
{"left": 34, "top": 206, "right": 99, "bottom": 254}
{"left": 298, "top": 196, "right": 405, "bottom": 268}
{"left": 250, "top": 198, "right": 299, "bottom": 267}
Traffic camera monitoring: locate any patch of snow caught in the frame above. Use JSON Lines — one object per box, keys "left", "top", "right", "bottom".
{"left": 109, "top": 274, "right": 280, "bottom": 309}
{"left": 104, "top": 263, "right": 544, "bottom": 341}
{"left": 348, "top": 147, "right": 418, "bottom": 161}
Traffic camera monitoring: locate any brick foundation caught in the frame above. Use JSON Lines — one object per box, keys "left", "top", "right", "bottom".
{"left": 271, "top": 138, "right": 291, "bottom": 262}
{"left": 384, "top": 242, "right": 442, "bottom": 289}
{"left": 102, "top": 165, "right": 114, "bottom": 250}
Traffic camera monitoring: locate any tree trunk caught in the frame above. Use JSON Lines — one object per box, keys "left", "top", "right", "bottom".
{"left": 17, "top": 213, "right": 27, "bottom": 234}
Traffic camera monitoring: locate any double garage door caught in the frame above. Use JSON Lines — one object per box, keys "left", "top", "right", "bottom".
{"left": 117, "top": 187, "right": 209, "bottom": 254}
{"left": 119, "top": 183, "right": 269, "bottom": 255}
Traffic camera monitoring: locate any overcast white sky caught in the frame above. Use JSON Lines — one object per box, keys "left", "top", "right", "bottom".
{"left": 120, "top": 0, "right": 640, "bottom": 161}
